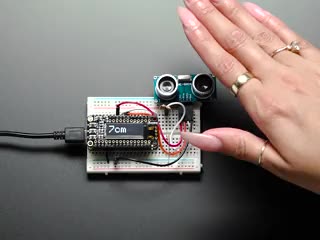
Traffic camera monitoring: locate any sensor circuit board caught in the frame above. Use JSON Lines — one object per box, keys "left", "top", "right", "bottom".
{"left": 154, "top": 74, "right": 217, "bottom": 103}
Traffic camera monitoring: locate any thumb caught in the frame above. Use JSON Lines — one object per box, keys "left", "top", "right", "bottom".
{"left": 182, "top": 128, "right": 320, "bottom": 193}
{"left": 181, "top": 128, "right": 285, "bottom": 168}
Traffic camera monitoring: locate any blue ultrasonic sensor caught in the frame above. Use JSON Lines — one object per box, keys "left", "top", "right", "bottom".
{"left": 153, "top": 73, "right": 217, "bottom": 103}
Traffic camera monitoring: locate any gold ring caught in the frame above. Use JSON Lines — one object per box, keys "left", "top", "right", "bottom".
{"left": 230, "top": 72, "right": 254, "bottom": 97}
{"left": 258, "top": 140, "right": 269, "bottom": 166}
{"left": 271, "top": 41, "right": 301, "bottom": 58}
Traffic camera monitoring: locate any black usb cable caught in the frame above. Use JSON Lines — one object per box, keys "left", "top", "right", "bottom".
{"left": 0, "top": 127, "right": 85, "bottom": 144}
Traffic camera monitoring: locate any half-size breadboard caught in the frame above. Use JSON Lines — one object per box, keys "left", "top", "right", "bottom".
{"left": 87, "top": 97, "right": 202, "bottom": 174}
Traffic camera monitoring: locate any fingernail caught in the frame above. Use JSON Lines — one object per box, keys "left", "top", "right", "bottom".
{"left": 177, "top": 6, "right": 199, "bottom": 31}
{"left": 181, "top": 132, "right": 223, "bottom": 152}
{"left": 243, "top": 2, "right": 267, "bottom": 22}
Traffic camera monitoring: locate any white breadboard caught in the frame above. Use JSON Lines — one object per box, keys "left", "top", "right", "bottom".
{"left": 87, "top": 97, "right": 202, "bottom": 174}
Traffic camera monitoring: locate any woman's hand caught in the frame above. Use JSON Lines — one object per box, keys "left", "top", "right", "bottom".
{"left": 177, "top": 0, "right": 320, "bottom": 193}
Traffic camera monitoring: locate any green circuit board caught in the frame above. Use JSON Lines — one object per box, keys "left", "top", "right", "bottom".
{"left": 153, "top": 74, "right": 217, "bottom": 103}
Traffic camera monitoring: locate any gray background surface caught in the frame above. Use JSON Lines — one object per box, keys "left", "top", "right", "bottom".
{"left": 0, "top": 0, "right": 318, "bottom": 239}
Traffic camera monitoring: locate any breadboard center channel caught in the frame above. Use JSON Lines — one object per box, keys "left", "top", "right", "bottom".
{"left": 87, "top": 97, "right": 201, "bottom": 174}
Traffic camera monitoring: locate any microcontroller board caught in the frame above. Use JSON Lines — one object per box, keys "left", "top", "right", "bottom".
{"left": 87, "top": 115, "right": 158, "bottom": 150}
